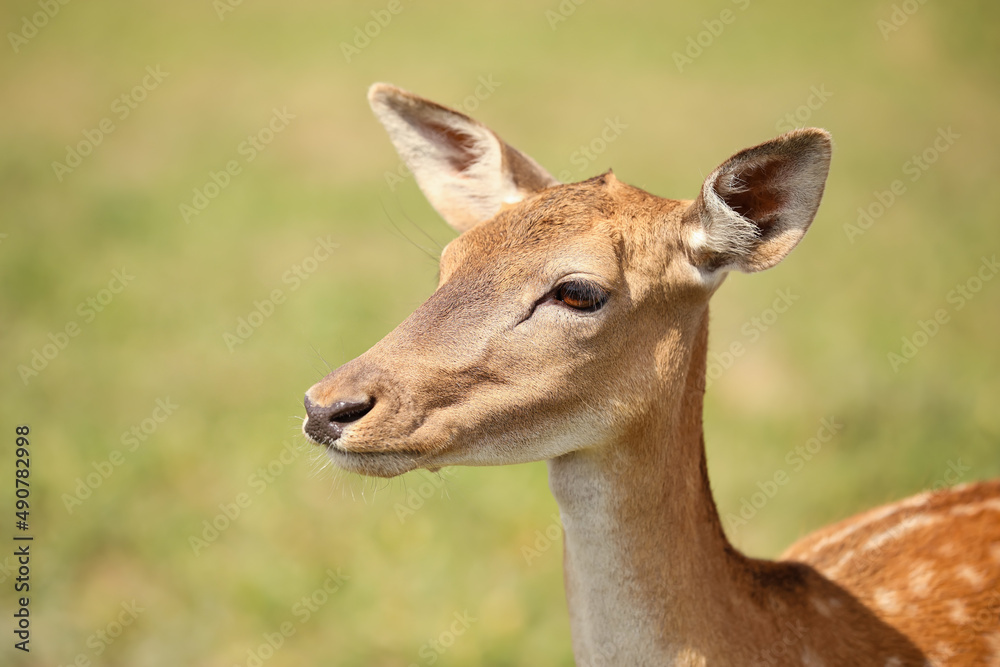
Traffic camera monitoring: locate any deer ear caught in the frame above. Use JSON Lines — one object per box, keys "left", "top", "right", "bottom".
{"left": 368, "top": 83, "right": 559, "bottom": 233}
{"left": 686, "top": 128, "right": 832, "bottom": 274}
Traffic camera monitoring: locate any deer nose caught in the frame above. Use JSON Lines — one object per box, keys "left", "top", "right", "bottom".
{"left": 303, "top": 395, "right": 375, "bottom": 445}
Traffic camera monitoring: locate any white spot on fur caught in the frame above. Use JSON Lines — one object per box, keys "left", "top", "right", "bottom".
{"left": 804, "top": 492, "right": 933, "bottom": 561}
{"left": 674, "top": 647, "right": 708, "bottom": 665}
{"left": 932, "top": 643, "right": 956, "bottom": 661}
{"left": 686, "top": 227, "right": 731, "bottom": 288}
{"left": 825, "top": 513, "right": 943, "bottom": 578}
{"left": 938, "top": 541, "right": 959, "bottom": 558}
{"left": 801, "top": 646, "right": 826, "bottom": 666}
{"left": 900, "top": 490, "right": 933, "bottom": 508}
{"left": 805, "top": 506, "right": 899, "bottom": 558}
{"left": 689, "top": 227, "right": 708, "bottom": 251}
{"left": 811, "top": 597, "right": 832, "bottom": 617}
{"left": 863, "top": 514, "right": 941, "bottom": 554}
{"left": 956, "top": 564, "right": 985, "bottom": 589}
{"left": 908, "top": 561, "right": 935, "bottom": 598}
{"left": 874, "top": 589, "right": 902, "bottom": 615}
{"left": 951, "top": 498, "right": 1000, "bottom": 516}
{"left": 884, "top": 658, "right": 903, "bottom": 667}
{"left": 948, "top": 599, "right": 970, "bottom": 625}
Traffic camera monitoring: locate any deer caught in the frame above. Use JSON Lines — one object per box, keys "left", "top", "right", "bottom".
{"left": 302, "top": 83, "right": 1000, "bottom": 666}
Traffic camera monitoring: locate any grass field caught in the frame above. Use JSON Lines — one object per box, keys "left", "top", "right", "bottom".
{"left": 2, "top": 1, "right": 999, "bottom": 665}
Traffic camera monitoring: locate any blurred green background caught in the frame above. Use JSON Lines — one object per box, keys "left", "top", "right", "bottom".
{"left": 2, "top": 0, "right": 999, "bottom": 665}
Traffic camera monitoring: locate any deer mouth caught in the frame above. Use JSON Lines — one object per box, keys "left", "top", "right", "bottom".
{"left": 302, "top": 388, "right": 453, "bottom": 477}
{"left": 323, "top": 441, "right": 429, "bottom": 478}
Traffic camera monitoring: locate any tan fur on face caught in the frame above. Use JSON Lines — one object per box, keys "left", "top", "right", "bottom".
{"left": 309, "top": 173, "right": 698, "bottom": 477}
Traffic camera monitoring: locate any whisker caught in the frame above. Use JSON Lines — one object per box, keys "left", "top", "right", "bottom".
{"left": 310, "top": 344, "right": 334, "bottom": 373}
{"left": 379, "top": 197, "right": 440, "bottom": 262}
{"left": 395, "top": 199, "right": 444, "bottom": 252}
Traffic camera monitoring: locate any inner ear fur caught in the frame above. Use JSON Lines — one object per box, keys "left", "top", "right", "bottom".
{"left": 368, "top": 83, "right": 559, "bottom": 233}
{"left": 689, "top": 128, "right": 832, "bottom": 273}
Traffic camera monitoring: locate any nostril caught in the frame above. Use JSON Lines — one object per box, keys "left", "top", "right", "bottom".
{"left": 304, "top": 395, "right": 375, "bottom": 445}
{"left": 328, "top": 399, "right": 375, "bottom": 424}
{"left": 303, "top": 396, "right": 375, "bottom": 442}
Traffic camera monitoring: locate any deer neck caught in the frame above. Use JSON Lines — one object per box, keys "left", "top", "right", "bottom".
{"left": 547, "top": 306, "right": 753, "bottom": 665}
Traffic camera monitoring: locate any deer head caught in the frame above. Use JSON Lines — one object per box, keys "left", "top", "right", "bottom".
{"left": 302, "top": 83, "right": 831, "bottom": 479}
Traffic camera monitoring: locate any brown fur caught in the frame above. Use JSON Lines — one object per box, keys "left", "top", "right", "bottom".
{"left": 783, "top": 480, "right": 1000, "bottom": 664}
{"left": 304, "top": 84, "right": 1000, "bottom": 665}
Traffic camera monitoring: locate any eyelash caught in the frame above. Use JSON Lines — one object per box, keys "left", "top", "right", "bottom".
{"left": 552, "top": 280, "right": 609, "bottom": 313}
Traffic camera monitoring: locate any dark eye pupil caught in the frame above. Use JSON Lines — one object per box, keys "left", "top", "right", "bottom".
{"left": 556, "top": 281, "right": 607, "bottom": 312}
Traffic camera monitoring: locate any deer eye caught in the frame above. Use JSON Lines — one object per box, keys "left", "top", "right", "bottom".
{"left": 554, "top": 280, "right": 609, "bottom": 312}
